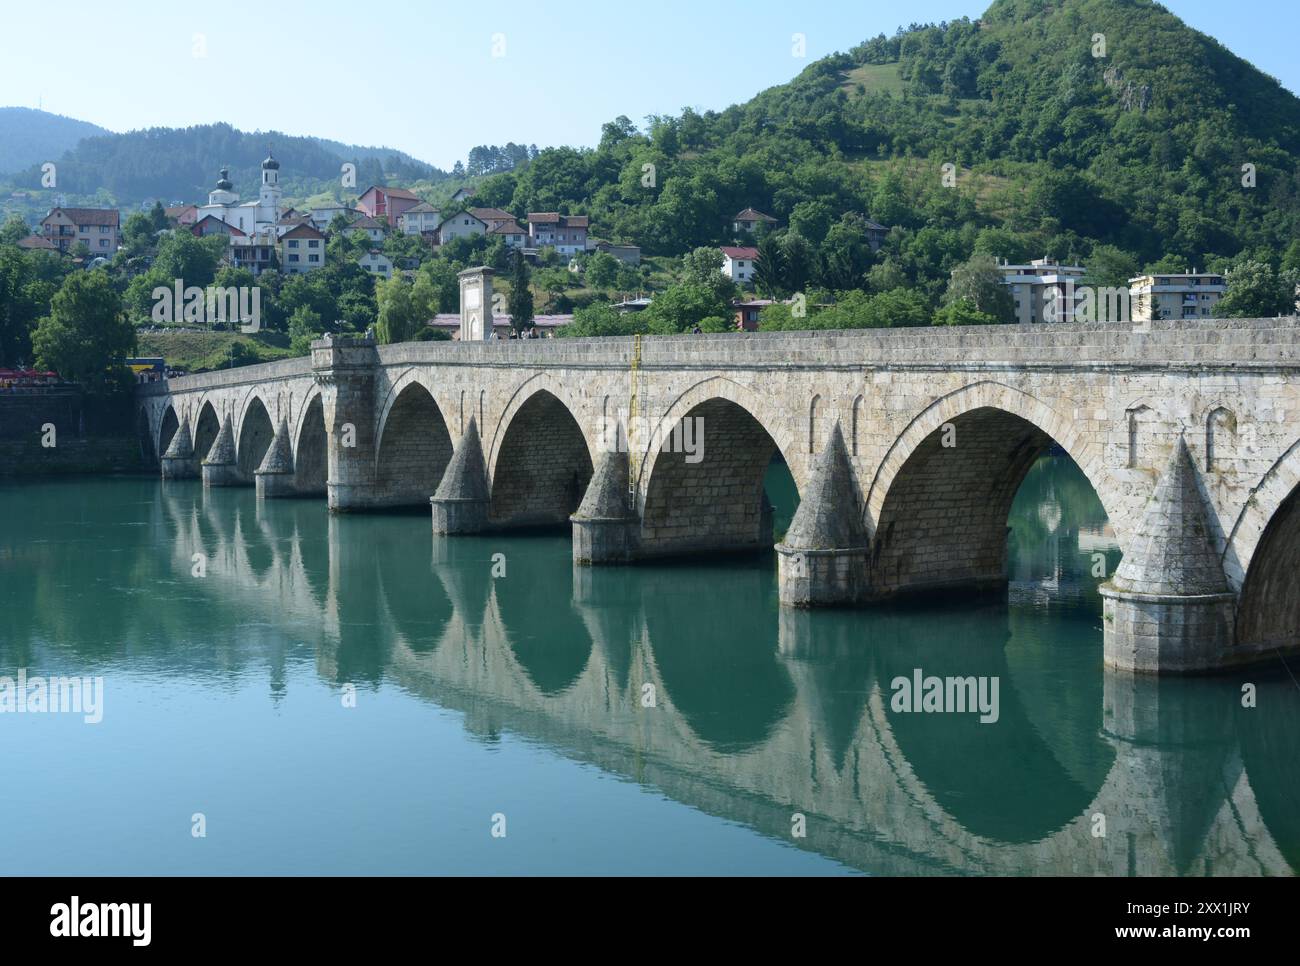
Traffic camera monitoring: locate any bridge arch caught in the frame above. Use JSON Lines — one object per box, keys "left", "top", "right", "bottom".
{"left": 293, "top": 389, "right": 328, "bottom": 496}
{"left": 193, "top": 399, "right": 221, "bottom": 464}
{"left": 157, "top": 403, "right": 180, "bottom": 460}
{"left": 640, "top": 377, "right": 801, "bottom": 558}
{"left": 236, "top": 394, "right": 275, "bottom": 480}
{"left": 373, "top": 369, "right": 454, "bottom": 508}
{"left": 866, "top": 382, "right": 1117, "bottom": 599}
{"left": 1227, "top": 438, "right": 1300, "bottom": 650}
{"left": 488, "top": 376, "right": 593, "bottom": 529}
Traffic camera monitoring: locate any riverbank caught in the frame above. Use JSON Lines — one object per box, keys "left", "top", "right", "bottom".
{"left": 0, "top": 388, "right": 146, "bottom": 478}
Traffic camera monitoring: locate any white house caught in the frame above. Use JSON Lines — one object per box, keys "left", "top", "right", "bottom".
{"left": 527, "top": 212, "right": 589, "bottom": 255}
{"left": 438, "top": 210, "right": 487, "bottom": 245}
{"left": 721, "top": 246, "right": 759, "bottom": 283}
{"left": 310, "top": 204, "right": 359, "bottom": 230}
{"left": 358, "top": 250, "right": 394, "bottom": 279}
{"left": 344, "top": 215, "right": 386, "bottom": 244}
{"left": 280, "top": 223, "right": 327, "bottom": 275}
{"left": 399, "top": 201, "right": 442, "bottom": 235}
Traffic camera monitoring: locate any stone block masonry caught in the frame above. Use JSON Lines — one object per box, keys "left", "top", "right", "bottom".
{"left": 135, "top": 317, "right": 1300, "bottom": 673}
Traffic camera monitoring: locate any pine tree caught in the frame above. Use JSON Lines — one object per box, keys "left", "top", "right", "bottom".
{"left": 507, "top": 250, "right": 534, "bottom": 336}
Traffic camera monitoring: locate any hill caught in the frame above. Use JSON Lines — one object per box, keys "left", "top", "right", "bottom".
{"left": 465, "top": 0, "right": 1300, "bottom": 278}
{"left": 3, "top": 122, "right": 447, "bottom": 206}
{"left": 0, "top": 108, "right": 111, "bottom": 175}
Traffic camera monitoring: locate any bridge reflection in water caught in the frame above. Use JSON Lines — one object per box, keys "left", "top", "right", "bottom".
{"left": 1, "top": 463, "right": 1296, "bottom": 876}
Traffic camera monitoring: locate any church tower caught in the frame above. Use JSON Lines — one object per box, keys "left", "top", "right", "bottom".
{"left": 258, "top": 148, "right": 282, "bottom": 224}
{"left": 207, "top": 166, "right": 238, "bottom": 206}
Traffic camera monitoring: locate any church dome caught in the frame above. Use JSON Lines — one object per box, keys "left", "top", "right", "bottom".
{"left": 215, "top": 167, "right": 233, "bottom": 191}
{"left": 261, "top": 151, "right": 280, "bottom": 171}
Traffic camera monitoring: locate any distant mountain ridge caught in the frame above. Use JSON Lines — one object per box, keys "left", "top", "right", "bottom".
{"left": 2, "top": 119, "right": 446, "bottom": 205}
{"left": 0, "top": 108, "right": 112, "bottom": 175}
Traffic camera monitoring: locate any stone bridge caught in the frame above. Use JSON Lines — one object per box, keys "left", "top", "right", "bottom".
{"left": 136, "top": 316, "right": 1300, "bottom": 674}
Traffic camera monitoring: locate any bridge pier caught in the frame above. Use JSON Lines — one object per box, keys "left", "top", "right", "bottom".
{"left": 572, "top": 450, "right": 639, "bottom": 564}
{"left": 1100, "top": 437, "right": 1236, "bottom": 673}
{"left": 776, "top": 424, "right": 871, "bottom": 606}
{"left": 201, "top": 414, "right": 242, "bottom": 486}
{"left": 160, "top": 416, "right": 199, "bottom": 479}
{"left": 312, "top": 335, "right": 379, "bottom": 512}
{"left": 430, "top": 417, "right": 490, "bottom": 534}
{"left": 255, "top": 418, "right": 297, "bottom": 499}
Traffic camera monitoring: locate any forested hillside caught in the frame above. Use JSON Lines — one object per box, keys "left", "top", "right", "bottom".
{"left": 468, "top": 0, "right": 1299, "bottom": 291}
{"left": 0, "top": 108, "right": 111, "bottom": 175}
{"left": 4, "top": 122, "right": 445, "bottom": 204}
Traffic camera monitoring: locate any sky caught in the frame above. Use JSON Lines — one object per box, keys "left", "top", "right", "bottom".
{"left": 1, "top": 0, "right": 1296, "bottom": 170}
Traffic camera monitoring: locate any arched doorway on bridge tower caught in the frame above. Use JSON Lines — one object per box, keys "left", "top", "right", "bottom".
{"left": 157, "top": 405, "right": 179, "bottom": 461}
{"left": 375, "top": 382, "right": 454, "bottom": 508}
{"left": 194, "top": 402, "right": 221, "bottom": 464}
{"left": 1235, "top": 485, "right": 1300, "bottom": 654}
{"left": 137, "top": 407, "right": 157, "bottom": 467}
{"left": 294, "top": 395, "right": 328, "bottom": 496}
{"left": 236, "top": 397, "right": 275, "bottom": 482}
{"left": 489, "top": 390, "right": 593, "bottom": 529}
{"left": 640, "top": 398, "right": 795, "bottom": 558}
{"left": 870, "top": 406, "right": 1113, "bottom": 603}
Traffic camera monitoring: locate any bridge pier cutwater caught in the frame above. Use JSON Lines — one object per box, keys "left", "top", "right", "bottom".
{"left": 135, "top": 318, "right": 1300, "bottom": 675}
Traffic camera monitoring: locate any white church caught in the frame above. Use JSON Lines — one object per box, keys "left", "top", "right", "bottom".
{"left": 198, "top": 151, "right": 283, "bottom": 233}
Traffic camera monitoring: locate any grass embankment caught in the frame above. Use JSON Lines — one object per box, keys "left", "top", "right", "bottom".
{"left": 135, "top": 328, "right": 298, "bottom": 373}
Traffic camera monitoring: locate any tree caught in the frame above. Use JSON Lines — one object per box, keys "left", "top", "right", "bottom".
{"left": 585, "top": 251, "right": 620, "bottom": 289}
{"left": 375, "top": 275, "right": 421, "bottom": 344}
{"left": 288, "top": 305, "right": 324, "bottom": 355}
{"left": 0, "top": 246, "right": 47, "bottom": 364}
{"left": 934, "top": 299, "right": 1000, "bottom": 326}
{"left": 679, "top": 246, "right": 736, "bottom": 301}
{"left": 31, "top": 269, "right": 134, "bottom": 390}
{"left": 0, "top": 215, "right": 30, "bottom": 245}
{"left": 753, "top": 235, "right": 785, "bottom": 298}
{"left": 1215, "top": 261, "right": 1300, "bottom": 318}
{"left": 943, "top": 255, "right": 1014, "bottom": 321}
{"left": 1084, "top": 244, "right": 1140, "bottom": 290}
{"left": 507, "top": 249, "right": 534, "bottom": 334}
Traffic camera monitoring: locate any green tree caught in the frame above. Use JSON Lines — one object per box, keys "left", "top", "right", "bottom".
{"left": 943, "top": 255, "right": 1014, "bottom": 321}
{"left": 31, "top": 270, "right": 134, "bottom": 390}
{"left": 507, "top": 249, "right": 535, "bottom": 334}
{"left": 0, "top": 215, "right": 31, "bottom": 245}
{"left": 375, "top": 275, "right": 421, "bottom": 344}
{"left": 585, "top": 250, "right": 620, "bottom": 289}
{"left": 288, "top": 305, "right": 324, "bottom": 355}
{"left": 1215, "top": 261, "right": 1299, "bottom": 318}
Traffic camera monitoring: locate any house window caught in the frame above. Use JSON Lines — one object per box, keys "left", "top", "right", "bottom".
{"left": 289, "top": 254, "right": 299, "bottom": 262}
{"left": 309, "top": 240, "right": 319, "bottom": 248}
{"left": 288, "top": 240, "right": 299, "bottom": 248}
{"left": 309, "top": 254, "right": 319, "bottom": 263}
{"left": 99, "top": 239, "right": 108, "bottom": 247}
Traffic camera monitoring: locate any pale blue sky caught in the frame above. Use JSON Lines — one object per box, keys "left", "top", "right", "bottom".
{"left": 2, "top": 0, "right": 1295, "bottom": 169}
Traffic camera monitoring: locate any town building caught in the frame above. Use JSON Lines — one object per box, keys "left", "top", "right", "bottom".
{"left": 863, "top": 218, "right": 889, "bottom": 252}
{"left": 358, "top": 250, "right": 394, "bottom": 279}
{"left": 197, "top": 154, "right": 283, "bottom": 235}
{"left": 280, "top": 223, "right": 327, "bottom": 275}
{"left": 438, "top": 210, "right": 487, "bottom": 245}
{"left": 429, "top": 313, "right": 571, "bottom": 339}
{"left": 16, "top": 235, "right": 58, "bottom": 252}
{"left": 732, "top": 207, "right": 777, "bottom": 237}
{"left": 165, "top": 204, "right": 199, "bottom": 227}
{"left": 721, "top": 246, "right": 760, "bottom": 284}
{"left": 229, "top": 230, "right": 280, "bottom": 276}
{"left": 190, "top": 214, "right": 246, "bottom": 239}
{"left": 343, "top": 215, "right": 386, "bottom": 244}
{"left": 590, "top": 240, "right": 641, "bottom": 265}
{"left": 488, "top": 219, "right": 527, "bottom": 248}
{"left": 40, "top": 207, "right": 121, "bottom": 256}
{"left": 1128, "top": 271, "right": 1226, "bottom": 321}
{"left": 399, "top": 202, "right": 441, "bottom": 236}
{"left": 357, "top": 185, "right": 420, "bottom": 226}
{"left": 526, "top": 213, "right": 588, "bottom": 254}
{"left": 998, "top": 257, "right": 1087, "bottom": 324}
{"left": 310, "top": 204, "right": 359, "bottom": 231}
